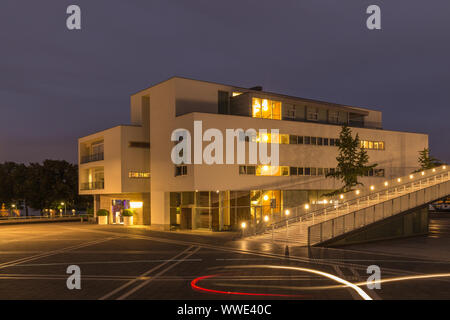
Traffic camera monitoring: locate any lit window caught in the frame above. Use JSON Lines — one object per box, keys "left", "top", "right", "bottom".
{"left": 360, "top": 140, "right": 385, "bottom": 150}
{"left": 252, "top": 98, "right": 282, "bottom": 120}
{"left": 232, "top": 92, "right": 243, "bottom": 97}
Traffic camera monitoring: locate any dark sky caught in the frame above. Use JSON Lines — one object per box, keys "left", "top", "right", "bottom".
{"left": 0, "top": 0, "right": 449, "bottom": 164}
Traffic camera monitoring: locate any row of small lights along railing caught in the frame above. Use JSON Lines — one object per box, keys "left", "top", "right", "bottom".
{"left": 241, "top": 164, "right": 449, "bottom": 236}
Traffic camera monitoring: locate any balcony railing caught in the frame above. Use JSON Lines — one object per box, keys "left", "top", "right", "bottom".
{"left": 81, "top": 152, "right": 104, "bottom": 164}
{"left": 80, "top": 181, "right": 104, "bottom": 191}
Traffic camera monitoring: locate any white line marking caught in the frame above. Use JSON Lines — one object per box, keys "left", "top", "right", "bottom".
{"left": 117, "top": 246, "right": 201, "bottom": 300}
{"left": 99, "top": 245, "right": 196, "bottom": 300}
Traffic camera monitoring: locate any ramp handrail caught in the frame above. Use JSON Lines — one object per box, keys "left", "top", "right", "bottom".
{"left": 245, "top": 165, "right": 449, "bottom": 241}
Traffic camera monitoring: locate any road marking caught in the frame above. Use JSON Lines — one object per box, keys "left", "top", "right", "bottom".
{"left": 349, "top": 267, "right": 382, "bottom": 300}
{"left": 333, "top": 265, "right": 360, "bottom": 300}
{"left": 0, "top": 237, "right": 120, "bottom": 270}
{"left": 63, "top": 226, "right": 428, "bottom": 278}
{"left": 117, "top": 246, "right": 201, "bottom": 300}
{"left": 9, "top": 258, "right": 202, "bottom": 268}
{"left": 99, "top": 245, "right": 197, "bottom": 300}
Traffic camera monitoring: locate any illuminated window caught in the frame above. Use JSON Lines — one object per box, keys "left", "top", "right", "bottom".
{"left": 253, "top": 165, "right": 290, "bottom": 176}
{"left": 232, "top": 92, "right": 243, "bottom": 97}
{"left": 252, "top": 98, "right": 282, "bottom": 120}
{"left": 360, "top": 140, "right": 385, "bottom": 150}
{"left": 129, "top": 171, "right": 150, "bottom": 178}
{"left": 253, "top": 133, "right": 289, "bottom": 144}
{"left": 280, "top": 134, "right": 289, "bottom": 144}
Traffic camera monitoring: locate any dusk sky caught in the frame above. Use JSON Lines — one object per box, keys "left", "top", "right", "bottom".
{"left": 0, "top": 1, "right": 449, "bottom": 164}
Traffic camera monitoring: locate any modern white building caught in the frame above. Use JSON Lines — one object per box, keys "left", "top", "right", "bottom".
{"left": 78, "top": 77, "right": 428, "bottom": 230}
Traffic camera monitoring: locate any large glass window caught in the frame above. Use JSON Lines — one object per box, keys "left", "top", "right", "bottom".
{"left": 252, "top": 98, "right": 282, "bottom": 120}
{"left": 360, "top": 140, "right": 385, "bottom": 150}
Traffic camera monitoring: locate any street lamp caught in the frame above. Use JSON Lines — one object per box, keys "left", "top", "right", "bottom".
{"left": 61, "top": 202, "right": 66, "bottom": 216}
{"left": 241, "top": 222, "right": 247, "bottom": 237}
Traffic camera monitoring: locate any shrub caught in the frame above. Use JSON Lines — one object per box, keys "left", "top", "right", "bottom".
{"left": 122, "top": 209, "right": 134, "bottom": 217}
{"left": 96, "top": 209, "right": 109, "bottom": 216}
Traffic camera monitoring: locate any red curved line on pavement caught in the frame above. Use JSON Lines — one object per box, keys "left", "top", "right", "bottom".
{"left": 191, "top": 275, "right": 304, "bottom": 298}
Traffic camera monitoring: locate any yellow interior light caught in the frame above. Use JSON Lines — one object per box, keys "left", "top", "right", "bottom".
{"left": 130, "top": 201, "right": 143, "bottom": 209}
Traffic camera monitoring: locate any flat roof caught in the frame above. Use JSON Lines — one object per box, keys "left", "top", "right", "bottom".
{"left": 132, "top": 76, "right": 377, "bottom": 114}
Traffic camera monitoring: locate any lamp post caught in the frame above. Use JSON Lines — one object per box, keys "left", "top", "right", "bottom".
{"left": 61, "top": 202, "right": 66, "bottom": 216}
{"left": 285, "top": 209, "right": 290, "bottom": 242}
{"left": 241, "top": 222, "right": 247, "bottom": 237}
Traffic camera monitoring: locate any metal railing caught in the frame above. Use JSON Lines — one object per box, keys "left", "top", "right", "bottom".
{"left": 246, "top": 165, "right": 450, "bottom": 246}
{"left": 308, "top": 168, "right": 450, "bottom": 246}
{"left": 81, "top": 152, "right": 104, "bottom": 164}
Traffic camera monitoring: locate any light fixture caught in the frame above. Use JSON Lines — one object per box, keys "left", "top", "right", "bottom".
{"left": 370, "top": 185, "right": 375, "bottom": 191}
{"left": 432, "top": 168, "right": 436, "bottom": 172}
{"left": 263, "top": 165, "right": 269, "bottom": 171}
{"left": 384, "top": 181, "right": 389, "bottom": 186}
{"left": 339, "top": 194, "right": 344, "bottom": 199}
{"left": 216, "top": 190, "right": 219, "bottom": 194}
{"left": 130, "top": 201, "right": 143, "bottom": 209}
{"left": 241, "top": 222, "right": 247, "bottom": 229}
{"left": 421, "top": 171, "right": 425, "bottom": 176}
{"left": 262, "top": 134, "right": 269, "bottom": 142}
{"left": 263, "top": 195, "right": 269, "bottom": 201}
{"left": 397, "top": 178, "right": 402, "bottom": 183}
{"left": 409, "top": 174, "right": 414, "bottom": 179}
{"left": 356, "top": 190, "right": 360, "bottom": 195}
{"left": 323, "top": 199, "right": 328, "bottom": 204}
{"left": 61, "top": 202, "right": 65, "bottom": 206}
{"left": 264, "top": 215, "right": 269, "bottom": 222}
{"left": 304, "top": 204, "right": 310, "bottom": 210}
{"left": 444, "top": 166, "right": 447, "bottom": 170}
{"left": 285, "top": 209, "right": 290, "bottom": 216}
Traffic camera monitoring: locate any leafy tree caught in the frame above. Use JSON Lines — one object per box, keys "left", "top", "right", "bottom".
{"left": 0, "top": 160, "right": 91, "bottom": 214}
{"left": 415, "top": 148, "right": 442, "bottom": 172}
{"left": 326, "top": 125, "right": 377, "bottom": 193}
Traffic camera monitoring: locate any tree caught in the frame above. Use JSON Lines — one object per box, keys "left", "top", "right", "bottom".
{"left": 415, "top": 148, "right": 442, "bottom": 172}
{"left": 326, "top": 125, "right": 377, "bottom": 193}
{"left": 0, "top": 160, "right": 92, "bottom": 214}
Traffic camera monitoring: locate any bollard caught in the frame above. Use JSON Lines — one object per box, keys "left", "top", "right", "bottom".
{"left": 285, "top": 245, "right": 290, "bottom": 258}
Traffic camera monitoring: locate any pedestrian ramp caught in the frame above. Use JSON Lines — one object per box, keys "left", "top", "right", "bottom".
{"left": 246, "top": 165, "right": 450, "bottom": 247}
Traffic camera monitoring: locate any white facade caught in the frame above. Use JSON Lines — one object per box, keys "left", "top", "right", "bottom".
{"left": 78, "top": 77, "right": 428, "bottom": 230}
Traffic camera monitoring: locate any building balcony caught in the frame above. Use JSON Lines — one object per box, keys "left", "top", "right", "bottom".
{"left": 81, "top": 152, "right": 104, "bottom": 164}
{"left": 80, "top": 181, "right": 104, "bottom": 191}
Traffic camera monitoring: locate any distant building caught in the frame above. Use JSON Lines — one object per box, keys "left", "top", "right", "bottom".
{"left": 78, "top": 77, "right": 428, "bottom": 230}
